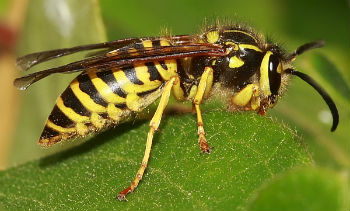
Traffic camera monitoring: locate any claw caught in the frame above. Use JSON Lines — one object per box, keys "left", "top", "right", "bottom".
{"left": 117, "top": 193, "right": 127, "bottom": 201}
{"left": 199, "top": 138, "right": 212, "bottom": 154}
{"left": 117, "top": 187, "right": 131, "bottom": 201}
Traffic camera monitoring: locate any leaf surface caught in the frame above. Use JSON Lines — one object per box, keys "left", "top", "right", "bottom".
{"left": 1, "top": 110, "right": 311, "bottom": 210}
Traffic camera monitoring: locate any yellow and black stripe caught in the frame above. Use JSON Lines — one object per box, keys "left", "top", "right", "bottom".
{"left": 39, "top": 39, "right": 179, "bottom": 146}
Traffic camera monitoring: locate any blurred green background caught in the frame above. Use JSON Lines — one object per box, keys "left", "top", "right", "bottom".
{"left": 0, "top": 0, "right": 349, "bottom": 210}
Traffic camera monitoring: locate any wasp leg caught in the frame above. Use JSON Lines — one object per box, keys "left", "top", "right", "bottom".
{"left": 193, "top": 66, "right": 214, "bottom": 154}
{"left": 230, "top": 83, "right": 260, "bottom": 112}
{"left": 117, "top": 77, "right": 176, "bottom": 201}
{"left": 171, "top": 76, "right": 186, "bottom": 101}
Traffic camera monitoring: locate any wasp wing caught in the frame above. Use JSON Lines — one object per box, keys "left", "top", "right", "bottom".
{"left": 16, "top": 35, "right": 194, "bottom": 71}
{"left": 16, "top": 38, "right": 143, "bottom": 71}
{"left": 84, "top": 35, "right": 195, "bottom": 58}
{"left": 14, "top": 42, "right": 225, "bottom": 90}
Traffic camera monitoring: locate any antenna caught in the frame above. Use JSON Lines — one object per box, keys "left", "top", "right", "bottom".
{"left": 287, "top": 41, "right": 325, "bottom": 61}
{"left": 285, "top": 68, "right": 339, "bottom": 131}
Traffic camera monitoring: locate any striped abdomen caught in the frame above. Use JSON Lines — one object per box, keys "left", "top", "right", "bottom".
{"left": 39, "top": 59, "right": 177, "bottom": 146}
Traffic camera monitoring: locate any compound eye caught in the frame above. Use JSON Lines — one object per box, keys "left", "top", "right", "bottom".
{"left": 268, "top": 54, "right": 282, "bottom": 100}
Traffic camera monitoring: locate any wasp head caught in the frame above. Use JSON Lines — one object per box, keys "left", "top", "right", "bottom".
{"left": 203, "top": 28, "right": 338, "bottom": 131}
{"left": 216, "top": 39, "right": 338, "bottom": 131}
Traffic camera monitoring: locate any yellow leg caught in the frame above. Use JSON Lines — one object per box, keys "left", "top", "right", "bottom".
{"left": 193, "top": 67, "right": 213, "bottom": 153}
{"left": 230, "top": 83, "right": 261, "bottom": 112}
{"left": 172, "top": 76, "right": 185, "bottom": 101}
{"left": 117, "top": 77, "right": 176, "bottom": 201}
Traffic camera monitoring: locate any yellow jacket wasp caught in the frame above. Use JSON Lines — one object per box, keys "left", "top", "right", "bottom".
{"left": 14, "top": 24, "right": 339, "bottom": 200}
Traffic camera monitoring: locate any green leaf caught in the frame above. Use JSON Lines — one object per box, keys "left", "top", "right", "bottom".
{"left": 247, "top": 167, "right": 349, "bottom": 211}
{"left": 0, "top": 110, "right": 310, "bottom": 210}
